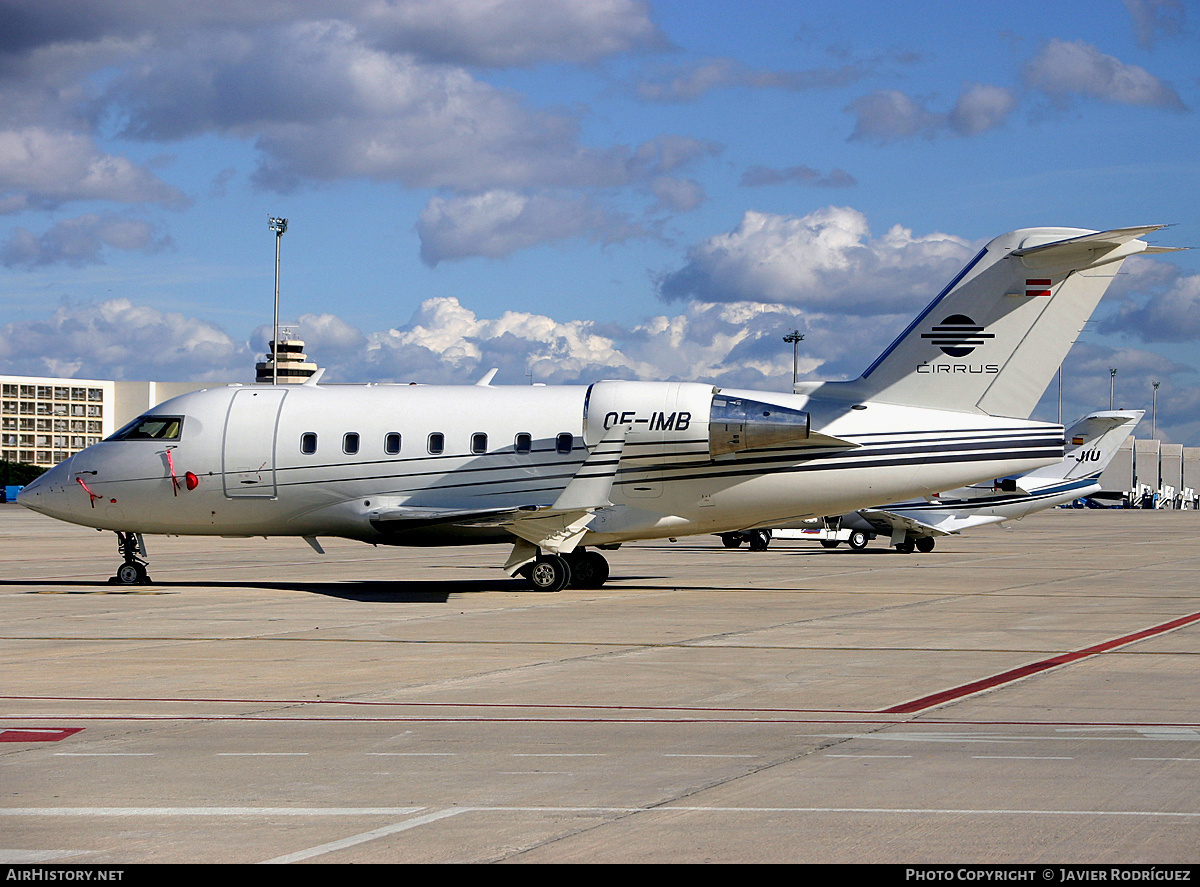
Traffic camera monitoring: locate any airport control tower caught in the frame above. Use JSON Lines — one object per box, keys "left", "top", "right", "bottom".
{"left": 255, "top": 330, "right": 318, "bottom": 384}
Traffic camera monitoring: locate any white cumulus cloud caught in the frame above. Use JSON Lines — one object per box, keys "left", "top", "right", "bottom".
{"left": 1024, "top": 39, "right": 1187, "bottom": 110}
{"left": 657, "top": 206, "right": 973, "bottom": 314}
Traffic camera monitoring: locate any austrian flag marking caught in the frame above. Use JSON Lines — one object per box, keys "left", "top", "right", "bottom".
{"left": 1025, "top": 278, "right": 1053, "bottom": 297}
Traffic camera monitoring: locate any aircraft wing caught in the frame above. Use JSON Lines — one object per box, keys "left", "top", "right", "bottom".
{"left": 858, "top": 508, "right": 960, "bottom": 538}
{"left": 368, "top": 503, "right": 544, "bottom": 532}
{"left": 370, "top": 422, "right": 633, "bottom": 569}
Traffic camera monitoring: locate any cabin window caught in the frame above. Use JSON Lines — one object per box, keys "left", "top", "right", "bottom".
{"left": 556, "top": 433, "right": 573, "bottom": 455}
{"left": 385, "top": 432, "right": 401, "bottom": 455}
{"left": 471, "top": 432, "right": 488, "bottom": 455}
{"left": 514, "top": 432, "right": 532, "bottom": 454}
{"left": 428, "top": 432, "right": 444, "bottom": 455}
{"left": 300, "top": 432, "right": 317, "bottom": 455}
{"left": 343, "top": 432, "right": 360, "bottom": 455}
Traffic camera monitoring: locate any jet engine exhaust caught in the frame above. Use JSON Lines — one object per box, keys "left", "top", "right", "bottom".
{"left": 709, "top": 394, "right": 811, "bottom": 456}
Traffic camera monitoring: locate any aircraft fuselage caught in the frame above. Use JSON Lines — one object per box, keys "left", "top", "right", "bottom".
{"left": 20, "top": 380, "right": 1065, "bottom": 548}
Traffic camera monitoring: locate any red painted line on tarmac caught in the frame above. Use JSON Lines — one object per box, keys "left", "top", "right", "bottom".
{"left": 0, "top": 694, "right": 887, "bottom": 715}
{"left": 4, "top": 613, "right": 1198, "bottom": 725}
{"left": 0, "top": 727, "right": 84, "bottom": 742}
{"left": 883, "top": 611, "right": 1200, "bottom": 715}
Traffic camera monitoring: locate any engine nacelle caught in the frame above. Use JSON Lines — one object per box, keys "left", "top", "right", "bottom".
{"left": 709, "top": 393, "right": 811, "bottom": 456}
{"left": 583, "top": 381, "right": 811, "bottom": 458}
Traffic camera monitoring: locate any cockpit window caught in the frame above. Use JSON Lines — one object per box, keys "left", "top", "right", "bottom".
{"left": 107, "top": 415, "right": 184, "bottom": 442}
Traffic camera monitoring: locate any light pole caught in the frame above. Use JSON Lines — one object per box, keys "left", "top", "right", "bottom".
{"left": 1109, "top": 367, "right": 1117, "bottom": 410}
{"left": 1057, "top": 365, "right": 1062, "bottom": 424}
{"left": 268, "top": 217, "right": 288, "bottom": 385}
{"left": 1152, "top": 380, "right": 1159, "bottom": 440}
{"left": 783, "top": 330, "right": 804, "bottom": 386}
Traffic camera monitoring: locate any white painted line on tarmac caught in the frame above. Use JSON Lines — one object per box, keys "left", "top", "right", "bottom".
{"left": 0, "top": 850, "right": 85, "bottom": 863}
{"left": 0, "top": 807, "right": 425, "bottom": 816}
{"left": 261, "top": 807, "right": 466, "bottom": 864}
{"left": 971, "top": 755, "right": 1073, "bottom": 760}
{"left": 5, "top": 804, "right": 1198, "bottom": 819}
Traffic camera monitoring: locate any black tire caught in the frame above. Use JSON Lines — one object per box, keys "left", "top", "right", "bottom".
{"left": 847, "top": 530, "right": 869, "bottom": 551}
{"left": 721, "top": 534, "right": 743, "bottom": 549}
{"left": 567, "top": 551, "right": 609, "bottom": 588}
{"left": 894, "top": 540, "right": 914, "bottom": 554}
{"left": 914, "top": 536, "right": 935, "bottom": 553}
{"left": 820, "top": 539, "right": 840, "bottom": 549}
{"left": 748, "top": 530, "right": 770, "bottom": 552}
{"left": 526, "top": 555, "right": 572, "bottom": 592}
{"left": 115, "top": 563, "right": 145, "bottom": 585}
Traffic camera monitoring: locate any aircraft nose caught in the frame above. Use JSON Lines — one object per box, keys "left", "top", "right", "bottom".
{"left": 15, "top": 457, "right": 73, "bottom": 516}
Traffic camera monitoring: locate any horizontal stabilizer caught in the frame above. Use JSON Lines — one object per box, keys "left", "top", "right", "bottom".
{"left": 806, "top": 225, "right": 1175, "bottom": 419}
{"left": 1011, "top": 225, "right": 1168, "bottom": 264}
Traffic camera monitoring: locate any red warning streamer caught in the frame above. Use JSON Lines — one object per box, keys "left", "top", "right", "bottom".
{"left": 76, "top": 476, "right": 99, "bottom": 508}
{"left": 165, "top": 447, "right": 180, "bottom": 495}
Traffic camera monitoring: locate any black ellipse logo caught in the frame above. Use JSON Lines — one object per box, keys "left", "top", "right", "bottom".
{"left": 921, "top": 314, "right": 995, "bottom": 357}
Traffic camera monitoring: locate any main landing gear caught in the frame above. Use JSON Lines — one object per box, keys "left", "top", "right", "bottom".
{"left": 110, "top": 531, "right": 152, "bottom": 585}
{"left": 521, "top": 549, "right": 610, "bottom": 592}
{"left": 894, "top": 535, "right": 935, "bottom": 554}
{"left": 719, "top": 530, "right": 771, "bottom": 551}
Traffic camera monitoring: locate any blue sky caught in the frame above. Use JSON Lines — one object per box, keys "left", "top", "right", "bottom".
{"left": 1, "top": 0, "right": 1198, "bottom": 441}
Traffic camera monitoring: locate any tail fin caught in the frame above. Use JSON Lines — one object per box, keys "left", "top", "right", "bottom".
{"left": 806, "top": 225, "right": 1178, "bottom": 417}
{"left": 1023, "top": 409, "right": 1143, "bottom": 483}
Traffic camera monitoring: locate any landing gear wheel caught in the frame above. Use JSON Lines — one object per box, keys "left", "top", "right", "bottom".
{"left": 566, "top": 551, "right": 610, "bottom": 588}
{"left": 914, "top": 536, "right": 935, "bottom": 553}
{"left": 748, "top": 530, "right": 770, "bottom": 552}
{"left": 526, "top": 555, "right": 572, "bottom": 592}
{"left": 721, "top": 534, "right": 743, "bottom": 549}
{"left": 894, "top": 540, "right": 915, "bottom": 554}
{"left": 820, "top": 539, "right": 840, "bottom": 549}
{"left": 111, "top": 531, "right": 151, "bottom": 585}
{"left": 114, "top": 562, "right": 147, "bottom": 585}
{"left": 847, "top": 530, "right": 869, "bottom": 551}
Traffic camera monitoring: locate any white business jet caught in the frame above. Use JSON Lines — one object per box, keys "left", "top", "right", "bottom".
{"left": 18, "top": 225, "right": 1176, "bottom": 589}
{"left": 729, "top": 408, "right": 1142, "bottom": 553}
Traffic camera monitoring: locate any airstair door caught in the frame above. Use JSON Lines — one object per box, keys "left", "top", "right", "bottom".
{"left": 222, "top": 388, "right": 287, "bottom": 498}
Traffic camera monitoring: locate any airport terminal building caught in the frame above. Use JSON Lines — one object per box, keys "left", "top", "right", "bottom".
{"left": 2, "top": 340, "right": 317, "bottom": 469}
{"left": 1, "top": 375, "right": 210, "bottom": 469}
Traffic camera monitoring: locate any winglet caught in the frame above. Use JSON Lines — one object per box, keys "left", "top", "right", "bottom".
{"left": 552, "top": 423, "right": 631, "bottom": 511}
{"left": 475, "top": 368, "right": 499, "bottom": 387}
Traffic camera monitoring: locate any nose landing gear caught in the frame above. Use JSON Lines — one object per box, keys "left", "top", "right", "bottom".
{"left": 110, "top": 532, "right": 152, "bottom": 585}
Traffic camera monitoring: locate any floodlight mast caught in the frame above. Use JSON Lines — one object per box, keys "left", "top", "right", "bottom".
{"left": 269, "top": 217, "right": 288, "bottom": 385}
{"left": 783, "top": 330, "right": 804, "bottom": 386}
